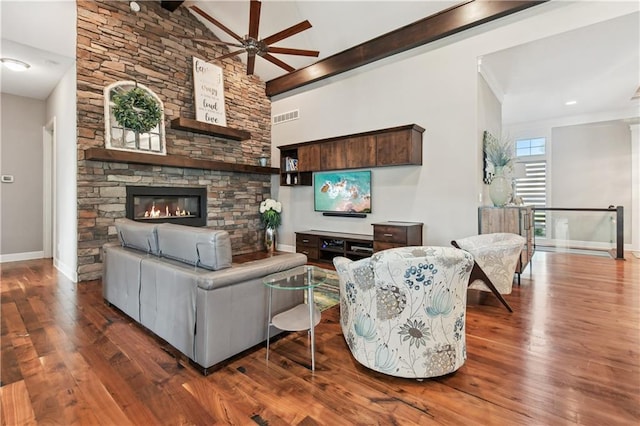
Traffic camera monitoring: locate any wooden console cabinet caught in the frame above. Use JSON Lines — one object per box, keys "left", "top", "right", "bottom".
{"left": 296, "top": 222, "right": 424, "bottom": 264}
{"left": 372, "top": 221, "right": 423, "bottom": 252}
{"left": 478, "top": 206, "right": 534, "bottom": 275}
{"left": 296, "top": 231, "right": 374, "bottom": 263}
{"left": 279, "top": 124, "right": 424, "bottom": 186}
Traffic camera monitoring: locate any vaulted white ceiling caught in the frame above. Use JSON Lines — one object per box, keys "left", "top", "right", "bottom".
{"left": 0, "top": 1, "right": 638, "bottom": 126}
{"left": 187, "top": 0, "right": 459, "bottom": 81}
{"left": 480, "top": 11, "right": 639, "bottom": 125}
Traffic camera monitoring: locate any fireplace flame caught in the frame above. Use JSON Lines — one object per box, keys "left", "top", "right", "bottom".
{"left": 143, "top": 203, "right": 190, "bottom": 218}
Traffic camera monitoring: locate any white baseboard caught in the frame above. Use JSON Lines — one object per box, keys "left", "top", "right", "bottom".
{"left": 277, "top": 244, "right": 295, "bottom": 253}
{"left": 0, "top": 251, "right": 45, "bottom": 263}
{"left": 54, "top": 257, "right": 78, "bottom": 283}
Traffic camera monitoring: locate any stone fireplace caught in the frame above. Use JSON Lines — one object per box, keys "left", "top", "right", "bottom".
{"left": 125, "top": 186, "right": 207, "bottom": 227}
{"left": 75, "top": 1, "right": 272, "bottom": 281}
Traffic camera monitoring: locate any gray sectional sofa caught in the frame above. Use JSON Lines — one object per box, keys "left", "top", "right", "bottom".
{"left": 102, "top": 218, "right": 307, "bottom": 374}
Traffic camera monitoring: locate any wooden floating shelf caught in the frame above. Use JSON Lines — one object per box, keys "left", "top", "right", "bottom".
{"left": 169, "top": 117, "right": 251, "bottom": 141}
{"left": 84, "top": 148, "right": 278, "bottom": 175}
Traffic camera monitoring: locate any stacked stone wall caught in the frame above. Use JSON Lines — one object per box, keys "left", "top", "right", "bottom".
{"left": 76, "top": 0, "right": 272, "bottom": 280}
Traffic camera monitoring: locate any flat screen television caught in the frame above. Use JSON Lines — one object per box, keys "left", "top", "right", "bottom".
{"left": 314, "top": 170, "right": 371, "bottom": 216}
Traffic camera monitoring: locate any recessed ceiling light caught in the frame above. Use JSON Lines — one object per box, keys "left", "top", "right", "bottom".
{"left": 129, "top": 1, "right": 140, "bottom": 12}
{"left": 1, "top": 58, "right": 31, "bottom": 72}
{"left": 565, "top": 100, "right": 577, "bottom": 106}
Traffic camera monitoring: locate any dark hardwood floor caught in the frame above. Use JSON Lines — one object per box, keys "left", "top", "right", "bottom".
{"left": 1, "top": 251, "right": 639, "bottom": 425}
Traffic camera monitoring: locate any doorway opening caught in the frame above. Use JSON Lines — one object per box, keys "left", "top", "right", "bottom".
{"left": 43, "top": 118, "right": 56, "bottom": 259}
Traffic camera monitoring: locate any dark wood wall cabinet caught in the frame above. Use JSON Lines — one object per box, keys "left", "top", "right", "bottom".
{"left": 278, "top": 124, "right": 424, "bottom": 186}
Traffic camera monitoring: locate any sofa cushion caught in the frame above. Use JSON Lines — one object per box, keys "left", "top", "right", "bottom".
{"left": 102, "top": 243, "right": 145, "bottom": 321}
{"left": 139, "top": 257, "right": 198, "bottom": 358}
{"left": 157, "top": 223, "right": 232, "bottom": 271}
{"left": 115, "top": 218, "right": 159, "bottom": 255}
{"left": 196, "top": 252, "right": 308, "bottom": 290}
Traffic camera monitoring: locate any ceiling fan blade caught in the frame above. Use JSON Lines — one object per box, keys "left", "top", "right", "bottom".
{"left": 193, "top": 38, "right": 245, "bottom": 49}
{"left": 247, "top": 54, "right": 256, "bottom": 75}
{"left": 262, "top": 20, "right": 312, "bottom": 46}
{"left": 261, "top": 53, "right": 295, "bottom": 72}
{"left": 248, "top": 0, "right": 261, "bottom": 40}
{"left": 190, "top": 5, "right": 244, "bottom": 44}
{"left": 214, "top": 50, "right": 246, "bottom": 62}
{"left": 267, "top": 47, "right": 319, "bottom": 57}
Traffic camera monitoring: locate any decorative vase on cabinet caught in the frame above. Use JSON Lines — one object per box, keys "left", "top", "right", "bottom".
{"left": 265, "top": 227, "right": 277, "bottom": 253}
{"left": 489, "top": 166, "right": 512, "bottom": 207}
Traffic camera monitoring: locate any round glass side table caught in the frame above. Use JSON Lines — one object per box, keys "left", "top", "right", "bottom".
{"left": 263, "top": 265, "right": 328, "bottom": 371}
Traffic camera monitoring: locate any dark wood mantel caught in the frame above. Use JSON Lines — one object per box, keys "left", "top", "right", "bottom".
{"left": 84, "top": 148, "right": 278, "bottom": 175}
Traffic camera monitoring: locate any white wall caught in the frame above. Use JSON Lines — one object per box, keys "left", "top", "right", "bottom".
{"left": 46, "top": 64, "right": 77, "bottom": 282}
{"left": 507, "top": 112, "right": 638, "bottom": 250}
{"left": 631, "top": 124, "right": 640, "bottom": 251}
{"left": 477, "top": 72, "right": 503, "bottom": 206}
{"left": 273, "top": 43, "right": 479, "bottom": 249}
{"left": 0, "top": 93, "right": 46, "bottom": 260}
{"left": 271, "top": 1, "right": 639, "bottom": 250}
{"left": 552, "top": 121, "right": 632, "bottom": 209}
{"left": 551, "top": 121, "right": 632, "bottom": 243}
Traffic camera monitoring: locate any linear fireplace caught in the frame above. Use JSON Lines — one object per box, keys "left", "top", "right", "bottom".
{"left": 125, "top": 186, "right": 207, "bottom": 227}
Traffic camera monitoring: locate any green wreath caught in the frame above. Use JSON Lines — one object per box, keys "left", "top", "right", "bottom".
{"left": 111, "top": 87, "right": 162, "bottom": 133}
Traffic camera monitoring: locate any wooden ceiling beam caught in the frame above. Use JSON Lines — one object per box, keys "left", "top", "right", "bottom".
{"left": 161, "top": 1, "right": 184, "bottom": 12}
{"left": 265, "top": 0, "right": 548, "bottom": 97}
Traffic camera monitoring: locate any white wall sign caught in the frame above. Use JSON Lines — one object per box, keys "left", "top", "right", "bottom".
{"left": 193, "top": 56, "right": 227, "bottom": 126}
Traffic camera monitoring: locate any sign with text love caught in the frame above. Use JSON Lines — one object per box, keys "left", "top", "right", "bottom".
{"left": 193, "top": 57, "right": 227, "bottom": 127}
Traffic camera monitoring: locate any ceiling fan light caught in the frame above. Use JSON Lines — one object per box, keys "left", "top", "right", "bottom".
{"left": 1, "top": 58, "right": 31, "bottom": 72}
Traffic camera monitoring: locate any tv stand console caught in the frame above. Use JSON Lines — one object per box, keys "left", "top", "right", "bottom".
{"left": 296, "top": 222, "right": 423, "bottom": 264}
{"left": 296, "top": 231, "right": 374, "bottom": 263}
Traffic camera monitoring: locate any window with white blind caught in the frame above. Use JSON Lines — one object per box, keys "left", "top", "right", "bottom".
{"left": 514, "top": 137, "right": 547, "bottom": 237}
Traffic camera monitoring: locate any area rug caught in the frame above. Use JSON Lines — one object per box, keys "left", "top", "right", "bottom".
{"left": 313, "top": 269, "right": 340, "bottom": 312}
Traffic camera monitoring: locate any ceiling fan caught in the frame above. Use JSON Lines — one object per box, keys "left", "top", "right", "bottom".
{"left": 190, "top": 0, "right": 319, "bottom": 76}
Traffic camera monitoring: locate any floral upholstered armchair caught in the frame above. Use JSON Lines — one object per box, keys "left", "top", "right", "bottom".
{"left": 451, "top": 233, "right": 526, "bottom": 312}
{"left": 333, "top": 246, "right": 473, "bottom": 379}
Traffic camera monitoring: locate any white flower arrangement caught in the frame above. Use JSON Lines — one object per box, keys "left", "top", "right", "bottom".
{"left": 259, "top": 198, "right": 282, "bottom": 228}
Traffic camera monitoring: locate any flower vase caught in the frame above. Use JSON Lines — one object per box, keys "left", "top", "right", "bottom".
{"left": 265, "top": 227, "right": 276, "bottom": 253}
{"left": 489, "top": 166, "right": 512, "bottom": 207}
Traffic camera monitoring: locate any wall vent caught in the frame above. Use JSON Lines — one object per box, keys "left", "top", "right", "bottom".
{"left": 272, "top": 109, "right": 299, "bottom": 125}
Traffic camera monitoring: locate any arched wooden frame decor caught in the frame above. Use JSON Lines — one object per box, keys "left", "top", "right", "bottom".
{"left": 104, "top": 81, "right": 166, "bottom": 155}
